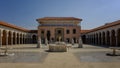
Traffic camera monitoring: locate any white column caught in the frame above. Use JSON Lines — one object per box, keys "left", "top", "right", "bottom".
{"left": 0, "top": 30, "right": 3, "bottom": 47}
{"left": 15, "top": 33, "right": 17, "bottom": 44}
{"left": 18, "top": 34, "right": 20, "bottom": 44}
{"left": 21, "top": 34, "right": 23, "bottom": 44}
{"left": 11, "top": 32, "right": 13, "bottom": 45}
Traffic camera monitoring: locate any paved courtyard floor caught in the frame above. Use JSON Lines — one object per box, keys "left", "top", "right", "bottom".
{"left": 0, "top": 44, "right": 120, "bottom": 68}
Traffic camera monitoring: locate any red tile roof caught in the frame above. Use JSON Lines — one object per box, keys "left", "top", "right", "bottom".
{"left": 29, "top": 30, "right": 37, "bottom": 33}
{"left": 36, "top": 17, "right": 82, "bottom": 21}
{"left": 81, "top": 30, "right": 90, "bottom": 34}
{"left": 86, "top": 20, "right": 120, "bottom": 33}
{"left": 0, "top": 21, "right": 30, "bottom": 32}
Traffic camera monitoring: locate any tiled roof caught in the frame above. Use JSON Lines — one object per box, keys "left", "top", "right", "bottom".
{"left": 29, "top": 30, "right": 37, "bottom": 33}
{"left": 86, "top": 20, "right": 120, "bottom": 33}
{"left": 0, "top": 21, "right": 30, "bottom": 32}
{"left": 36, "top": 17, "right": 82, "bottom": 21}
{"left": 81, "top": 30, "right": 90, "bottom": 34}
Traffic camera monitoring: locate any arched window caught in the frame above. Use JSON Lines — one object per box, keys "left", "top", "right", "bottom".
{"left": 32, "top": 35, "right": 37, "bottom": 44}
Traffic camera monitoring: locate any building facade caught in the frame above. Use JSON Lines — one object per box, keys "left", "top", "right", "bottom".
{"left": 37, "top": 17, "right": 82, "bottom": 44}
{"left": 0, "top": 21, "right": 37, "bottom": 47}
{"left": 81, "top": 20, "right": 120, "bottom": 47}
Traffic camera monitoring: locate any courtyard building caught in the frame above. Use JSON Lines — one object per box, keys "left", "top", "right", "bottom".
{"left": 0, "top": 21, "right": 37, "bottom": 47}
{"left": 81, "top": 20, "right": 120, "bottom": 47}
{"left": 36, "top": 17, "right": 82, "bottom": 44}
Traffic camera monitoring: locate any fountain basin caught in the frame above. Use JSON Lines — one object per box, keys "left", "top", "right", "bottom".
{"left": 49, "top": 42, "right": 67, "bottom": 52}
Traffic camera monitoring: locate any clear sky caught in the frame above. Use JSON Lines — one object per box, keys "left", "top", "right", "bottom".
{"left": 0, "top": 0, "right": 120, "bottom": 30}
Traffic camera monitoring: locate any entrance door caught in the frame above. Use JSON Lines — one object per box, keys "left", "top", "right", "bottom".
{"left": 55, "top": 28, "right": 64, "bottom": 42}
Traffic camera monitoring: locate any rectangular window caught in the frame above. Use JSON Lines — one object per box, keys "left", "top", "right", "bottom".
{"left": 73, "top": 29, "right": 76, "bottom": 34}
{"left": 66, "top": 30, "right": 70, "bottom": 34}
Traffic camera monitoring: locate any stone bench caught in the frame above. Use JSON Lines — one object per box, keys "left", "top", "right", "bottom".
{"left": 106, "top": 47, "right": 120, "bottom": 56}
{"left": 49, "top": 44, "right": 67, "bottom": 52}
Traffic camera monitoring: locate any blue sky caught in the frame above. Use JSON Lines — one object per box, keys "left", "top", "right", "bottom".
{"left": 0, "top": 0, "right": 120, "bottom": 30}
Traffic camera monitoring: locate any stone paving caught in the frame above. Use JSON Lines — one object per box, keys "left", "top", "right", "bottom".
{"left": 0, "top": 44, "right": 120, "bottom": 68}
{"left": 74, "top": 51, "right": 120, "bottom": 62}
{"left": 0, "top": 52, "right": 48, "bottom": 63}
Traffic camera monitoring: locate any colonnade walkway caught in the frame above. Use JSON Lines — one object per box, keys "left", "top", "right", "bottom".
{"left": 0, "top": 44, "right": 120, "bottom": 68}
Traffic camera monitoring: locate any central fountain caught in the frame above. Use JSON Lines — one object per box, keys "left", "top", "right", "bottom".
{"left": 49, "top": 36, "right": 67, "bottom": 52}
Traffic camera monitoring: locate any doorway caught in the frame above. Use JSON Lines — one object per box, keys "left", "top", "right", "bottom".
{"left": 55, "top": 28, "right": 64, "bottom": 42}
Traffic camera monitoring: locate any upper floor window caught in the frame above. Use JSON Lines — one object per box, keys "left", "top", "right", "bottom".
{"left": 73, "top": 29, "right": 76, "bottom": 34}
{"left": 66, "top": 30, "right": 70, "bottom": 34}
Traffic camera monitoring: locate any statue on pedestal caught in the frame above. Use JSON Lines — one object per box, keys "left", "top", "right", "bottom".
{"left": 59, "top": 36, "right": 61, "bottom": 42}
{"left": 78, "top": 37, "right": 83, "bottom": 48}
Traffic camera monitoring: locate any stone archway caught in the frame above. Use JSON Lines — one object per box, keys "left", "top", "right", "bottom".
{"left": 8, "top": 31, "right": 12, "bottom": 45}
{"left": 17, "top": 33, "right": 19, "bottom": 44}
{"left": 99, "top": 32, "right": 101, "bottom": 45}
{"left": 90, "top": 35, "right": 92, "bottom": 44}
{"left": 106, "top": 31, "right": 110, "bottom": 46}
{"left": 111, "top": 30, "right": 116, "bottom": 46}
{"left": 13, "top": 32, "right": 16, "bottom": 44}
{"left": 89, "top": 35, "right": 91, "bottom": 44}
{"left": 2, "top": 30, "right": 7, "bottom": 45}
{"left": 102, "top": 32, "right": 105, "bottom": 45}
{"left": 32, "top": 35, "right": 37, "bottom": 44}
{"left": 96, "top": 33, "right": 98, "bottom": 45}
{"left": 117, "top": 29, "right": 120, "bottom": 47}
{"left": 93, "top": 34, "right": 95, "bottom": 44}
{"left": 47, "top": 30, "right": 51, "bottom": 42}
{"left": 0, "top": 29, "right": 2, "bottom": 46}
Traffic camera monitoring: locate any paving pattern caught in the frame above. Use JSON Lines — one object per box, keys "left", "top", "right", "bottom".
{"left": 0, "top": 52, "right": 48, "bottom": 63}
{"left": 74, "top": 51, "right": 120, "bottom": 62}
{"left": 0, "top": 44, "right": 120, "bottom": 68}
